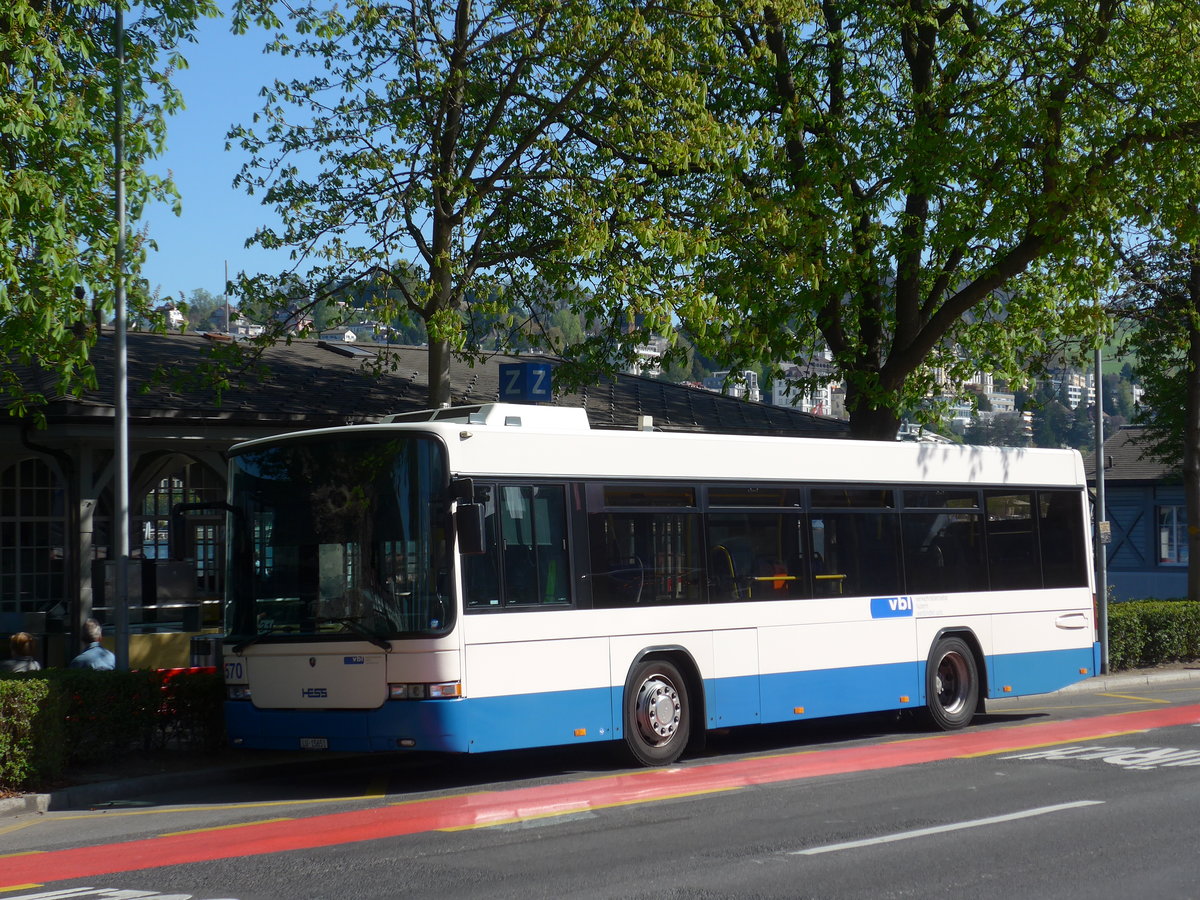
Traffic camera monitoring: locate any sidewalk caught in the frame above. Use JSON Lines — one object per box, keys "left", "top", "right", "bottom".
{"left": 0, "top": 748, "right": 374, "bottom": 820}
{"left": 5, "top": 664, "right": 1199, "bottom": 819}
{"left": 1056, "top": 661, "right": 1200, "bottom": 693}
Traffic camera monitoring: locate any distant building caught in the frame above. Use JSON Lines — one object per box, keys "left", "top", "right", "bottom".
{"left": 770, "top": 350, "right": 837, "bottom": 416}
{"left": 162, "top": 304, "right": 186, "bottom": 330}
{"left": 1045, "top": 367, "right": 1095, "bottom": 409}
{"left": 704, "top": 370, "right": 761, "bottom": 403}
{"left": 207, "top": 306, "right": 264, "bottom": 338}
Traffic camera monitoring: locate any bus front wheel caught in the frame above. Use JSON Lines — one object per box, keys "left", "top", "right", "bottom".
{"left": 924, "top": 636, "right": 979, "bottom": 730}
{"left": 624, "top": 659, "right": 690, "bottom": 766}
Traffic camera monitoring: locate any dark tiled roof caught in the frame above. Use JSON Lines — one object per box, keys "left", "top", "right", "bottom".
{"left": 1083, "top": 425, "right": 1179, "bottom": 484}
{"left": 24, "top": 329, "right": 849, "bottom": 438}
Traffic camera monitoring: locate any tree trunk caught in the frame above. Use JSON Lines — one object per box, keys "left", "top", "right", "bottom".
{"left": 427, "top": 338, "right": 453, "bottom": 409}
{"left": 845, "top": 390, "right": 902, "bottom": 441}
{"left": 1185, "top": 248, "right": 1200, "bottom": 603}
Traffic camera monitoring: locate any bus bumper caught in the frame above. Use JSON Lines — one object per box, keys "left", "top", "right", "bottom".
{"left": 224, "top": 698, "right": 472, "bottom": 753}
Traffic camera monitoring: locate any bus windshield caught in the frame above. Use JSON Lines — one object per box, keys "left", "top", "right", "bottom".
{"left": 225, "top": 432, "right": 452, "bottom": 641}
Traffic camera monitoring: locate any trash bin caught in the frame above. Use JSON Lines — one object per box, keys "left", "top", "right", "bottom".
{"left": 189, "top": 635, "right": 222, "bottom": 668}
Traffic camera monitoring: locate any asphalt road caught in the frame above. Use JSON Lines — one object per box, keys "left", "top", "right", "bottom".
{"left": 5, "top": 676, "right": 1200, "bottom": 899}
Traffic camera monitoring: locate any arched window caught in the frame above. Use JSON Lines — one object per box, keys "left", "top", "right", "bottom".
{"left": 0, "top": 458, "right": 67, "bottom": 615}
{"left": 137, "top": 459, "right": 225, "bottom": 596}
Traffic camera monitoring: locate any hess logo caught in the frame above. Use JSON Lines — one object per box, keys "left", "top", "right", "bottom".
{"left": 301, "top": 687, "right": 329, "bottom": 698}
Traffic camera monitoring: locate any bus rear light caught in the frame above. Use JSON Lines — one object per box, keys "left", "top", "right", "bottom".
{"left": 227, "top": 685, "right": 252, "bottom": 701}
{"left": 389, "top": 682, "right": 461, "bottom": 700}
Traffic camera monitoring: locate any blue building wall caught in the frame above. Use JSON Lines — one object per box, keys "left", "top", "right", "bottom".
{"left": 1105, "top": 482, "right": 1188, "bottom": 601}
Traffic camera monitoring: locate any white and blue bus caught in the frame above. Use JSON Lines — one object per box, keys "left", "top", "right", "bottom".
{"left": 217, "top": 403, "right": 1099, "bottom": 766}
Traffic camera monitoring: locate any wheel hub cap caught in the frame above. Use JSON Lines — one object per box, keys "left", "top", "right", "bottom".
{"left": 637, "top": 677, "right": 680, "bottom": 742}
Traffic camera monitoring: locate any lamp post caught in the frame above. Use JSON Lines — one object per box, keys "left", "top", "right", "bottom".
{"left": 1094, "top": 317, "right": 1109, "bottom": 675}
{"left": 113, "top": 0, "right": 131, "bottom": 670}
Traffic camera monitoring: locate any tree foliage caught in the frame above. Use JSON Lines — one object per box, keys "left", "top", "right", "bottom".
{"left": 564, "top": 0, "right": 1200, "bottom": 439}
{"left": 1116, "top": 223, "right": 1200, "bottom": 601}
{"left": 0, "top": 0, "right": 218, "bottom": 416}
{"left": 229, "top": 0, "right": 711, "bottom": 405}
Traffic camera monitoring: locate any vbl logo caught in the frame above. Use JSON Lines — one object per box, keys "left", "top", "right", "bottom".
{"left": 870, "top": 596, "right": 914, "bottom": 618}
{"left": 301, "top": 687, "right": 328, "bottom": 698}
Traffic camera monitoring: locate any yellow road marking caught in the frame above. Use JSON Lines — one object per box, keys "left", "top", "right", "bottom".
{"left": 0, "top": 851, "right": 43, "bottom": 859}
{"left": 363, "top": 774, "right": 389, "bottom": 798}
{"left": 0, "top": 884, "right": 42, "bottom": 893}
{"left": 388, "top": 789, "right": 495, "bottom": 807}
{"left": 437, "top": 785, "right": 743, "bottom": 832}
{"left": 52, "top": 792, "right": 379, "bottom": 821}
{"left": 1100, "top": 693, "right": 1170, "bottom": 704}
{"left": 160, "top": 816, "right": 293, "bottom": 837}
{"left": 0, "top": 820, "right": 42, "bottom": 839}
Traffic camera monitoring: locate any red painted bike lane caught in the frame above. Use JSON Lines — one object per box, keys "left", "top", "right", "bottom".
{"left": 6, "top": 703, "right": 1199, "bottom": 890}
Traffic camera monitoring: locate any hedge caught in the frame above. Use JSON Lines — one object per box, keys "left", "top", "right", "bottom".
{"left": 1108, "top": 598, "right": 1200, "bottom": 670}
{"left": 0, "top": 668, "right": 225, "bottom": 792}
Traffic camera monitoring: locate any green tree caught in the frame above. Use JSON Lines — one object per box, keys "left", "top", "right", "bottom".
{"left": 966, "top": 413, "right": 1029, "bottom": 448}
{"left": 1116, "top": 225, "right": 1200, "bottom": 602}
{"left": 229, "top": 0, "right": 702, "bottom": 406}
{"left": 0, "top": 0, "right": 218, "bottom": 416}
{"left": 181, "top": 288, "right": 224, "bottom": 330}
{"left": 575, "top": 0, "right": 1200, "bottom": 439}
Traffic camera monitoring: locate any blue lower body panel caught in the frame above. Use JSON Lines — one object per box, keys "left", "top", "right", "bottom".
{"left": 758, "top": 661, "right": 923, "bottom": 722}
{"left": 225, "top": 699, "right": 473, "bottom": 753}
{"left": 227, "top": 647, "right": 1095, "bottom": 753}
{"left": 987, "top": 645, "right": 1096, "bottom": 698}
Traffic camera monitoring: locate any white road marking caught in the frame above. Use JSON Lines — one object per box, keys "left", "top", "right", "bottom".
{"left": 792, "top": 800, "right": 1105, "bottom": 856}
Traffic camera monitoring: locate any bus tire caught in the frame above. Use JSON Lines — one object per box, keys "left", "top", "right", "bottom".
{"left": 924, "top": 636, "right": 978, "bottom": 731}
{"left": 624, "top": 659, "right": 690, "bottom": 766}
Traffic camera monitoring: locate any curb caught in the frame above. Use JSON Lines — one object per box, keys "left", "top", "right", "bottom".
{"left": 1055, "top": 666, "right": 1200, "bottom": 694}
{"left": 0, "top": 752, "right": 362, "bottom": 820}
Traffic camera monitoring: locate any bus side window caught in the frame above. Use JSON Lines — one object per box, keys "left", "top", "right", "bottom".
{"left": 706, "top": 513, "right": 809, "bottom": 601}
{"left": 985, "top": 491, "right": 1041, "bottom": 590}
{"left": 499, "top": 484, "right": 571, "bottom": 607}
{"left": 465, "top": 484, "right": 571, "bottom": 609}
{"left": 589, "top": 511, "right": 702, "bottom": 607}
{"left": 463, "top": 485, "right": 500, "bottom": 607}
{"left": 813, "top": 512, "right": 901, "bottom": 597}
{"left": 901, "top": 512, "right": 986, "bottom": 594}
{"left": 1039, "top": 490, "right": 1088, "bottom": 588}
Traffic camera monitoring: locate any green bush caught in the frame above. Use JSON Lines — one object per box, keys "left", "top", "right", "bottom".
{"left": 1108, "top": 598, "right": 1200, "bottom": 670}
{"left": 0, "top": 677, "right": 68, "bottom": 788}
{"left": 0, "top": 668, "right": 225, "bottom": 792}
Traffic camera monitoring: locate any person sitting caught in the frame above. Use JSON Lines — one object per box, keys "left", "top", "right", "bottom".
{"left": 69, "top": 618, "right": 116, "bottom": 671}
{"left": 0, "top": 632, "right": 41, "bottom": 672}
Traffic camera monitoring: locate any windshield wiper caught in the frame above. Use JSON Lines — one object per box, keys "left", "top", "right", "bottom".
{"left": 315, "top": 616, "right": 393, "bottom": 651}
{"left": 231, "top": 625, "right": 298, "bottom": 655}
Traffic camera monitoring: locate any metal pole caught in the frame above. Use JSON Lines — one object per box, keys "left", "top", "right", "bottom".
{"left": 113, "top": 0, "right": 131, "bottom": 670}
{"left": 1095, "top": 343, "right": 1109, "bottom": 674}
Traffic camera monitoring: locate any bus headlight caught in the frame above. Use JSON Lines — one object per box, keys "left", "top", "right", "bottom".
{"left": 227, "top": 685, "right": 252, "bottom": 701}
{"left": 389, "top": 682, "right": 461, "bottom": 700}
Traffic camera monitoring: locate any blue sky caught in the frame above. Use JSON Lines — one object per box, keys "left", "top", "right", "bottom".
{"left": 140, "top": 11, "right": 292, "bottom": 301}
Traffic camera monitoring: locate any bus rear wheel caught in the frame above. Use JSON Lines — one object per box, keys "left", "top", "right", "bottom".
{"left": 925, "top": 636, "right": 979, "bottom": 730}
{"left": 624, "top": 659, "right": 690, "bottom": 766}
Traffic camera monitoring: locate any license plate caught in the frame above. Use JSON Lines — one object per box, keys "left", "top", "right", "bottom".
{"left": 299, "top": 737, "right": 328, "bottom": 750}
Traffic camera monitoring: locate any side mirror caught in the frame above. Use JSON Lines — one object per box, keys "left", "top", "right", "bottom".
{"left": 456, "top": 502, "right": 487, "bottom": 556}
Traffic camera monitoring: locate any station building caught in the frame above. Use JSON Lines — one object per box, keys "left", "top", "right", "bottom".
{"left": 1, "top": 329, "right": 847, "bottom": 667}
